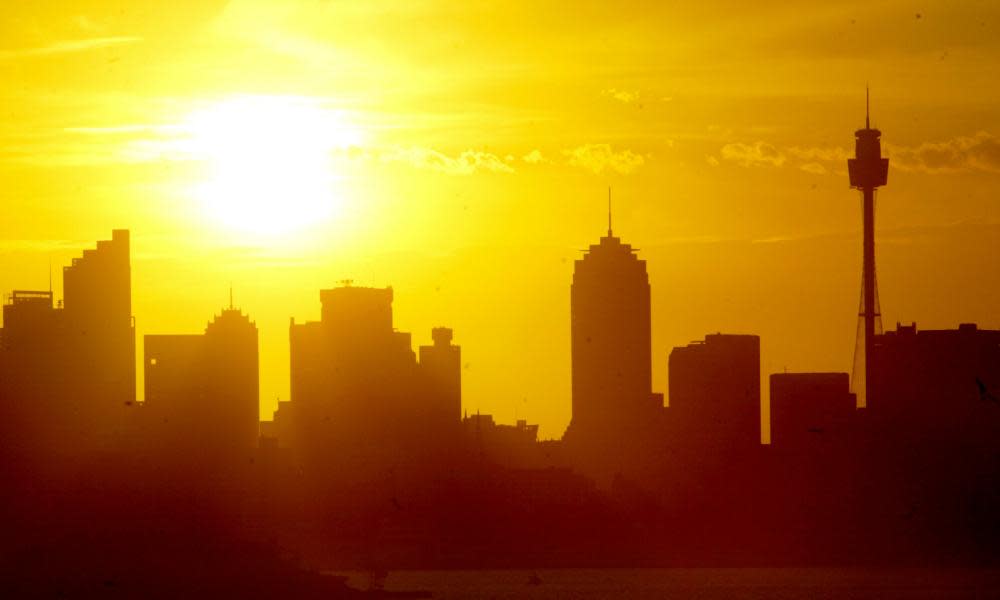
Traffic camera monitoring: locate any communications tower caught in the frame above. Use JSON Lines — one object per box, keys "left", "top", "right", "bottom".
{"left": 847, "top": 89, "right": 889, "bottom": 408}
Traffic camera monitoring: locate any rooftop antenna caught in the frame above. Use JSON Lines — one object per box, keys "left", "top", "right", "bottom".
{"left": 607, "top": 186, "right": 613, "bottom": 236}
{"left": 48, "top": 257, "right": 52, "bottom": 294}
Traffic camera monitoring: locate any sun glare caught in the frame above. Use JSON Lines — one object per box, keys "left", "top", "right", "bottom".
{"left": 182, "top": 95, "right": 363, "bottom": 237}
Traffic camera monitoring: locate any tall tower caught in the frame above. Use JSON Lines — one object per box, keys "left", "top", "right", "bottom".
{"left": 847, "top": 89, "right": 889, "bottom": 408}
{"left": 566, "top": 199, "right": 655, "bottom": 440}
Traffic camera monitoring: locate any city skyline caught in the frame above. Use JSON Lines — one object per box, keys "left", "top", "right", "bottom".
{"left": 3, "top": 2, "right": 1000, "bottom": 439}
{"left": 6, "top": 3, "right": 1000, "bottom": 595}
{"left": 3, "top": 101, "right": 1000, "bottom": 593}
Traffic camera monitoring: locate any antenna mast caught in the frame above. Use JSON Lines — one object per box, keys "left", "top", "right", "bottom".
{"left": 865, "top": 85, "right": 870, "bottom": 129}
{"left": 607, "top": 187, "right": 613, "bottom": 236}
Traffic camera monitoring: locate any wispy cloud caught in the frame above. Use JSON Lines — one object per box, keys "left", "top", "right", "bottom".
{"left": 381, "top": 147, "right": 514, "bottom": 175}
{"left": 523, "top": 149, "right": 545, "bottom": 164}
{"left": 717, "top": 133, "right": 1000, "bottom": 176}
{"left": 0, "top": 36, "right": 142, "bottom": 60}
{"left": 601, "top": 88, "right": 639, "bottom": 103}
{"left": 889, "top": 132, "right": 1000, "bottom": 174}
{"left": 786, "top": 146, "right": 851, "bottom": 162}
{"left": 564, "top": 144, "right": 645, "bottom": 175}
{"left": 720, "top": 141, "right": 785, "bottom": 167}
{"left": 798, "top": 162, "right": 827, "bottom": 175}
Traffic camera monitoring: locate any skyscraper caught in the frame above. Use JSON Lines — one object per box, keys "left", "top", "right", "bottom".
{"left": 419, "top": 327, "right": 462, "bottom": 429}
{"left": 565, "top": 211, "right": 659, "bottom": 443}
{"left": 63, "top": 229, "right": 135, "bottom": 413}
{"left": 288, "top": 284, "right": 461, "bottom": 481}
{"left": 0, "top": 230, "right": 135, "bottom": 459}
{"left": 144, "top": 304, "right": 260, "bottom": 459}
{"left": 668, "top": 333, "right": 761, "bottom": 451}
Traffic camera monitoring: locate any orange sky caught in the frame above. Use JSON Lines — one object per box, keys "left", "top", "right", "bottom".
{"left": 1, "top": 1, "right": 999, "bottom": 439}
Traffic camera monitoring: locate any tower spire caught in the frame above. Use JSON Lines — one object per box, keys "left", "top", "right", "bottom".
{"left": 607, "top": 187, "right": 612, "bottom": 237}
{"left": 229, "top": 284, "right": 233, "bottom": 310}
{"left": 865, "top": 85, "right": 870, "bottom": 129}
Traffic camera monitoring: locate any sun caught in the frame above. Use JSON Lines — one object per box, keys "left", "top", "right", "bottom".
{"left": 182, "top": 95, "right": 363, "bottom": 237}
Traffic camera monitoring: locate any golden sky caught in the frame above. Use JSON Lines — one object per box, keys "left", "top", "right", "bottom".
{"left": 1, "top": 1, "right": 999, "bottom": 439}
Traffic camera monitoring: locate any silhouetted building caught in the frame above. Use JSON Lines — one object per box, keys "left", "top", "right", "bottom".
{"left": 668, "top": 333, "right": 761, "bottom": 450}
{"left": 565, "top": 219, "right": 660, "bottom": 444}
{"left": 66, "top": 230, "right": 136, "bottom": 445}
{"left": 144, "top": 305, "right": 259, "bottom": 460}
{"left": 0, "top": 231, "right": 135, "bottom": 459}
{"left": 0, "top": 291, "right": 66, "bottom": 458}
{"left": 260, "top": 399, "right": 295, "bottom": 449}
{"left": 871, "top": 322, "right": 1000, "bottom": 441}
{"left": 762, "top": 373, "right": 862, "bottom": 561}
{"left": 463, "top": 413, "right": 541, "bottom": 469}
{"left": 770, "top": 372, "right": 856, "bottom": 450}
{"left": 419, "top": 327, "right": 462, "bottom": 431}
{"left": 288, "top": 284, "right": 461, "bottom": 482}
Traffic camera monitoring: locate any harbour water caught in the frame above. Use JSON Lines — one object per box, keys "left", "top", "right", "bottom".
{"left": 332, "top": 568, "right": 1000, "bottom": 599}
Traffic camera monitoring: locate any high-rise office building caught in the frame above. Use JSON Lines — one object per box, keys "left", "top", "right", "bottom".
{"left": 770, "top": 372, "right": 856, "bottom": 451}
{"left": 0, "top": 230, "right": 136, "bottom": 458}
{"left": 668, "top": 333, "right": 761, "bottom": 450}
{"left": 144, "top": 305, "right": 259, "bottom": 458}
{"left": 566, "top": 221, "right": 660, "bottom": 442}
{"left": 63, "top": 229, "right": 136, "bottom": 414}
{"left": 419, "top": 327, "right": 462, "bottom": 430}
{"left": 288, "top": 284, "right": 461, "bottom": 480}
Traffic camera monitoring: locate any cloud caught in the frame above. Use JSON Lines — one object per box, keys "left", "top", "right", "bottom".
{"left": 720, "top": 141, "right": 785, "bottom": 167}
{"left": 717, "top": 134, "right": 1000, "bottom": 176}
{"left": 523, "top": 149, "right": 545, "bottom": 164}
{"left": 381, "top": 147, "right": 514, "bottom": 175}
{"left": 0, "top": 36, "right": 142, "bottom": 59}
{"left": 798, "top": 162, "right": 827, "bottom": 175}
{"left": 888, "top": 132, "right": 1000, "bottom": 174}
{"left": 787, "top": 146, "right": 851, "bottom": 162}
{"left": 706, "top": 155, "right": 720, "bottom": 167}
{"left": 601, "top": 88, "right": 638, "bottom": 103}
{"left": 564, "top": 144, "right": 645, "bottom": 175}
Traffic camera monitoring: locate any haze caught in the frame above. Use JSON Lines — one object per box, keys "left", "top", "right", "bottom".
{"left": 1, "top": 1, "right": 999, "bottom": 439}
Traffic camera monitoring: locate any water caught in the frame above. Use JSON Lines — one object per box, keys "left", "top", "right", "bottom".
{"left": 332, "top": 568, "right": 1000, "bottom": 599}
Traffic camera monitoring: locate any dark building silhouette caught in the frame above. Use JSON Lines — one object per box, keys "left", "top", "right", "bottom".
{"left": 870, "top": 322, "right": 1000, "bottom": 440}
{"left": 849, "top": 322, "right": 1000, "bottom": 560}
{"left": 0, "top": 230, "right": 135, "bottom": 460}
{"left": 144, "top": 304, "right": 259, "bottom": 460}
{"left": 847, "top": 91, "right": 889, "bottom": 408}
{"left": 288, "top": 284, "right": 461, "bottom": 482}
{"left": 419, "top": 327, "right": 462, "bottom": 429}
{"left": 463, "top": 413, "right": 541, "bottom": 469}
{"left": 770, "top": 372, "right": 856, "bottom": 450}
{"left": 63, "top": 229, "right": 135, "bottom": 412}
{"left": 668, "top": 333, "right": 761, "bottom": 450}
{"left": 0, "top": 290, "right": 66, "bottom": 459}
{"left": 763, "top": 373, "right": 863, "bottom": 561}
{"left": 564, "top": 216, "right": 661, "bottom": 445}
{"left": 259, "top": 399, "right": 295, "bottom": 449}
